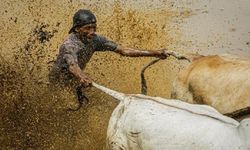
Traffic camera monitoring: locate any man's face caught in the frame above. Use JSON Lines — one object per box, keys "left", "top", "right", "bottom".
{"left": 76, "top": 23, "right": 97, "bottom": 41}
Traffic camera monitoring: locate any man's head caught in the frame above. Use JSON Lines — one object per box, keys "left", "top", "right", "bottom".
{"left": 69, "top": 9, "right": 97, "bottom": 40}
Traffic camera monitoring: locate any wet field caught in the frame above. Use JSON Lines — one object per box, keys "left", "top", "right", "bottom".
{"left": 1, "top": 0, "right": 249, "bottom": 149}
{"left": 0, "top": 0, "right": 187, "bottom": 149}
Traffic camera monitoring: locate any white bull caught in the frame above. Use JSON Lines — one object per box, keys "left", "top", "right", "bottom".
{"left": 93, "top": 83, "right": 250, "bottom": 150}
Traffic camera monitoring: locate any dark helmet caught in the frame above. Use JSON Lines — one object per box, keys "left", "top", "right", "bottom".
{"left": 69, "top": 9, "right": 97, "bottom": 34}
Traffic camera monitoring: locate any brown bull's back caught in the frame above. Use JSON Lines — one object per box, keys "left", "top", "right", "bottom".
{"left": 172, "top": 55, "right": 250, "bottom": 115}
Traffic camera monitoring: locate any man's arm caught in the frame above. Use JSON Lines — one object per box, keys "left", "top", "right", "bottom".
{"left": 114, "top": 45, "right": 167, "bottom": 59}
{"left": 64, "top": 54, "right": 92, "bottom": 87}
{"left": 94, "top": 36, "right": 167, "bottom": 59}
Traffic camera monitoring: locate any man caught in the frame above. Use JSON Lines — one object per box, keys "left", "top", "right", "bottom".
{"left": 49, "top": 9, "right": 167, "bottom": 109}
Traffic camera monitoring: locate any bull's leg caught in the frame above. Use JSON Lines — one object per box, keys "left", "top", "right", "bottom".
{"left": 171, "top": 79, "right": 194, "bottom": 104}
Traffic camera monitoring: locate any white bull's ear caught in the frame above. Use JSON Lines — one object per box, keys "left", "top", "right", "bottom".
{"left": 239, "top": 118, "right": 250, "bottom": 148}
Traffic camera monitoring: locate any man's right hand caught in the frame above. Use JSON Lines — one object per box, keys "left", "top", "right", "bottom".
{"left": 67, "top": 62, "right": 93, "bottom": 87}
{"left": 79, "top": 76, "right": 92, "bottom": 87}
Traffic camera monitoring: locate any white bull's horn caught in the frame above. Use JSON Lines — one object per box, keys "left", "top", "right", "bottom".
{"left": 92, "top": 82, "right": 126, "bottom": 101}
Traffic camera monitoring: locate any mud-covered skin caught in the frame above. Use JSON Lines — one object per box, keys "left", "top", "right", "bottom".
{"left": 49, "top": 32, "right": 117, "bottom": 87}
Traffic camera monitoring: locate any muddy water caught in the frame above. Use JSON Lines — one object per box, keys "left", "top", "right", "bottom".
{"left": 0, "top": 0, "right": 189, "bottom": 149}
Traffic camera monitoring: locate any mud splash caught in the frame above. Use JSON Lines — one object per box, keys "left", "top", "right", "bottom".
{"left": 0, "top": 0, "right": 190, "bottom": 149}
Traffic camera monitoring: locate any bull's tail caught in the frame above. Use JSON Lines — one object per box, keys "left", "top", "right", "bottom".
{"left": 92, "top": 82, "right": 126, "bottom": 101}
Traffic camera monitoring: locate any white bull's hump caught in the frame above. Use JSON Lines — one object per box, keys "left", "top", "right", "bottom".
{"left": 93, "top": 82, "right": 239, "bottom": 126}
{"left": 130, "top": 94, "right": 239, "bottom": 126}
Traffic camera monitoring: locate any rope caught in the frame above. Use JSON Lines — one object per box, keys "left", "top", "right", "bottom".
{"left": 140, "top": 51, "right": 191, "bottom": 95}
{"left": 141, "top": 58, "right": 161, "bottom": 95}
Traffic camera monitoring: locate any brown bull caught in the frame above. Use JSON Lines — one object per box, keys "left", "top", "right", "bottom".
{"left": 170, "top": 54, "right": 250, "bottom": 116}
